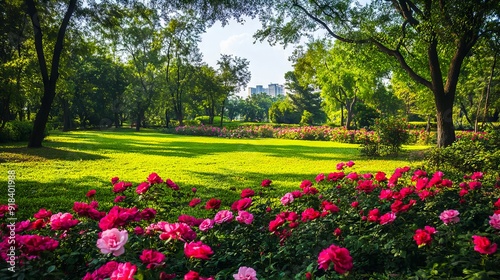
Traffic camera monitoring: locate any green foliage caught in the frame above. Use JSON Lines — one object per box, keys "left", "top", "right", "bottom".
{"left": 299, "top": 110, "right": 313, "bottom": 126}
{"left": 360, "top": 117, "right": 410, "bottom": 156}
{"left": 424, "top": 129, "right": 500, "bottom": 179}
{"left": 1, "top": 163, "right": 499, "bottom": 279}
{"left": 269, "top": 99, "right": 301, "bottom": 124}
{"left": 0, "top": 121, "right": 47, "bottom": 143}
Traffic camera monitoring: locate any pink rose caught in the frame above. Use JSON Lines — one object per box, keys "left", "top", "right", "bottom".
{"left": 199, "top": 219, "right": 214, "bottom": 232}
{"left": 214, "top": 210, "right": 234, "bottom": 224}
{"left": 379, "top": 212, "right": 396, "bottom": 225}
{"left": 472, "top": 235, "right": 497, "bottom": 254}
{"left": 315, "top": 173, "right": 325, "bottom": 183}
{"left": 233, "top": 266, "right": 258, "bottom": 280}
{"left": 159, "top": 222, "right": 197, "bottom": 241}
{"left": 439, "top": 210, "right": 460, "bottom": 225}
{"left": 280, "top": 193, "right": 294, "bottom": 206}
{"left": 240, "top": 188, "right": 255, "bottom": 198}
{"left": 184, "top": 241, "right": 213, "bottom": 260}
{"left": 147, "top": 172, "right": 163, "bottom": 184}
{"left": 96, "top": 228, "right": 128, "bottom": 256}
{"left": 136, "top": 182, "right": 151, "bottom": 194}
{"left": 34, "top": 208, "right": 52, "bottom": 220}
{"left": 110, "top": 262, "right": 137, "bottom": 280}
{"left": 317, "top": 244, "right": 353, "bottom": 274}
{"left": 140, "top": 249, "right": 165, "bottom": 269}
{"left": 489, "top": 213, "right": 500, "bottom": 230}
{"left": 50, "top": 212, "right": 79, "bottom": 230}
{"left": 236, "top": 211, "right": 254, "bottom": 225}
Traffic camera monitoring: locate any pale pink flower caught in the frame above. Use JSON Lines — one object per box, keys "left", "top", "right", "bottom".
{"left": 236, "top": 211, "right": 254, "bottom": 225}
{"left": 233, "top": 266, "right": 258, "bottom": 280}
{"left": 489, "top": 213, "right": 500, "bottom": 230}
{"left": 214, "top": 210, "right": 234, "bottom": 224}
{"left": 199, "top": 219, "right": 214, "bottom": 232}
{"left": 280, "top": 193, "right": 294, "bottom": 206}
{"left": 97, "top": 228, "right": 128, "bottom": 256}
{"left": 439, "top": 210, "right": 460, "bottom": 225}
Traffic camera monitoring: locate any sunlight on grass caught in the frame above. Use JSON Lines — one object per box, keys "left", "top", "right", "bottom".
{"left": 0, "top": 129, "right": 430, "bottom": 219}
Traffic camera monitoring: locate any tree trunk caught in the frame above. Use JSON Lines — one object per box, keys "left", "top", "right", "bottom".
{"left": 220, "top": 99, "right": 226, "bottom": 128}
{"left": 27, "top": 0, "right": 77, "bottom": 148}
{"left": 435, "top": 95, "right": 455, "bottom": 147}
{"left": 61, "top": 97, "right": 71, "bottom": 131}
{"left": 165, "top": 108, "right": 170, "bottom": 128}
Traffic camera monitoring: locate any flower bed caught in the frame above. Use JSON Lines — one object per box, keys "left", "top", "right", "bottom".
{"left": 1, "top": 164, "right": 500, "bottom": 279}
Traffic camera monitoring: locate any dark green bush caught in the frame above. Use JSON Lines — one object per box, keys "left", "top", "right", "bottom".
{"left": 360, "top": 117, "right": 410, "bottom": 156}
{"left": 424, "top": 128, "right": 500, "bottom": 180}
{"left": 0, "top": 121, "right": 46, "bottom": 143}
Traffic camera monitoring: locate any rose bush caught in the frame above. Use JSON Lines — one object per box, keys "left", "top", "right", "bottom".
{"left": 1, "top": 163, "right": 500, "bottom": 279}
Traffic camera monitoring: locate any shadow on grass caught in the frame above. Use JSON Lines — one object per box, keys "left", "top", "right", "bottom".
{"left": 0, "top": 146, "right": 108, "bottom": 162}
{"left": 43, "top": 131, "right": 361, "bottom": 161}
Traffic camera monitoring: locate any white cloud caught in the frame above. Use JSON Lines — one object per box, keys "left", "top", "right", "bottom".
{"left": 219, "top": 33, "right": 251, "bottom": 55}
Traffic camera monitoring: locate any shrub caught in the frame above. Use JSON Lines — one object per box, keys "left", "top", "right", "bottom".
{"left": 1, "top": 165, "right": 500, "bottom": 279}
{"left": 0, "top": 121, "right": 46, "bottom": 143}
{"left": 360, "top": 117, "right": 410, "bottom": 156}
{"left": 424, "top": 129, "right": 500, "bottom": 180}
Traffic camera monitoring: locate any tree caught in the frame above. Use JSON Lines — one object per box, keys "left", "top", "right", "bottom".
{"left": 26, "top": 0, "right": 77, "bottom": 147}
{"left": 216, "top": 54, "right": 251, "bottom": 127}
{"left": 284, "top": 71, "right": 326, "bottom": 125}
{"left": 199, "top": 0, "right": 499, "bottom": 147}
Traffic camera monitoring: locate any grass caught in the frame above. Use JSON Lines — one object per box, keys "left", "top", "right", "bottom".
{"left": 0, "top": 128, "right": 430, "bottom": 220}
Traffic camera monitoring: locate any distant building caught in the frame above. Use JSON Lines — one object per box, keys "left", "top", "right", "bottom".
{"left": 247, "top": 83, "right": 284, "bottom": 98}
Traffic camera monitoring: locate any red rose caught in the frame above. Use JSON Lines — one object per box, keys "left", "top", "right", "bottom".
{"left": 86, "top": 189, "right": 96, "bottom": 198}
{"left": 136, "top": 182, "right": 151, "bottom": 194}
{"left": 147, "top": 172, "right": 163, "bottom": 184}
{"left": 240, "top": 188, "right": 255, "bottom": 198}
{"left": 301, "top": 208, "right": 320, "bottom": 222}
{"left": 261, "top": 179, "right": 272, "bottom": 187}
{"left": 166, "top": 179, "right": 179, "bottom": 190}
{"left": 205, "top": 198, "right": 221, "bottom": 210}
{"left": 189, "top": 198, "right": 202, "bottom": 207}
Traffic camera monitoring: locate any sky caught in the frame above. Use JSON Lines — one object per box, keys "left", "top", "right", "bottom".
{"left": 198, "top": 17, "right": 300, "bottom": 98}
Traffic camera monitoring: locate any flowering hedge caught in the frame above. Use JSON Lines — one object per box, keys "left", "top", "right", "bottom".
{"left": 1, "top": 164, "right": 500, "bottom": 279}
{"left": 168, "top": 125, "right": 493, "bottom": 147}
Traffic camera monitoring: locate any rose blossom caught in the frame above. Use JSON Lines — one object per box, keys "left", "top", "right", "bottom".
{"left": 34, "top": 208, "right": 52, "bottom": 220}
{"left": 280, "top": 193, "right": 294, "bottom": 206}
{"left": 317, "top": 244, "right": 353, "bottom": 274}
{"left": 136, "top": 182, "right": 151, "bottom": 194}
{"left": 50, "top": 212, "right": 79, "bottom": 230}
{"left": 86, "top": 189, "right": 96, "bottom": 198}
{"left": 140, "top": 249, "right": 165, "bottom": 269}
{"left": 205, "top": 198, "right": 221, "bottom": 210}
{"left": 261, "top": 179, "right": 272, "bottom": 187}
{"left": 489, "top": 213, "right": 500, "bottom": 230}
{"left": 189, "top": 198, "right": 202, "bottom": 207}
{"left": 315, "top": 173, "right": 325, "bottom": 183}
{"left": 379, "top": 212, "right": 396, "bottom": 225}
{"left": 233, "top": 266, "right": 258, "bottom": 280}
{"left": 110, "top": 262, "right": 137, "bottom": 280}
{"left": 199, "top": 219, "right": 214, "bottom": 232}
{"left": 240, "top": 188, "right": 255, "bottom": 198}
{"left": 236, "top": 211, "right": 254, "bottom": 225}
{"left": 214, "top": 210, "right": 234, "bottom": 224}
{"left": 159, "top": 222, "right": 197, "bottom": 241}
{"left": 439, "top": 209, "right": 460, "bottom": 225}
{"left": 96, "top": 228, "right": 128, "bottom": 256}
{"left": 231, "top": 198, "right": 252, "bottom": 211}
{"left": 413, "top": 226, "right": 437, "bottom": 247}
{"left": 472, "top": 235, "right": 497, "bottom": 254}
{"left": 147, "top": 172, "right": 163, "bottom": 184}
{"left": 184, "top": 241, "right": 213, "bottom": 260}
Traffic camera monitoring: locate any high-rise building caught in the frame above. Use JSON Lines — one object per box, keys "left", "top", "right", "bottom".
{"left": 247, "top": 83, "right": 284, "bottom": 97}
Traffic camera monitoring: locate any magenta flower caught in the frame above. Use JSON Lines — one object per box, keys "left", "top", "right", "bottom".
{"left": 472, "top": 235, "right": 497, "bottom": 254}
{"left": 110, "top": 262, "right": 137, "bottom": 280}
{"left": 199, "top": 219, "right": 215, "bottom": 232}
{"left": 379, "top": 212, "right": 396, "bottom": 225}
{"left": 489, "top": 213, "right": 500, "bottom": 230}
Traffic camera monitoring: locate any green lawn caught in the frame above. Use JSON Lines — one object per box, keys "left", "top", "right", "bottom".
{"left": 0, "top": 129, "right": 430, "bottom": 219}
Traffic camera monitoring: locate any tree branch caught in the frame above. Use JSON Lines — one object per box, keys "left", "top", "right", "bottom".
{"left": 291, "top": 2, "right": 369, "bottom": 44}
